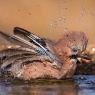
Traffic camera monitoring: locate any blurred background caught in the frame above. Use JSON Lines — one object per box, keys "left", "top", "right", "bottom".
{"left": 0, "top": 0, "right": 95, "bottom": 53}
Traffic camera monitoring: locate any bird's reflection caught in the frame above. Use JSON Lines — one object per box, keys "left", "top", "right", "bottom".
{"left": 1, "top": 76, "right": 95, "bottom": 95}
{"left": 0, "top": 81, "right": 78, "bottom": 95}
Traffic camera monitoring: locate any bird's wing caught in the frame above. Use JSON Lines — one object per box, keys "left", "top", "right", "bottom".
{"left": 14, "top": 27, "right": 47, "bottom": 48}
{"left": 0, "top": 28, "right": 61, "bottom": 71}
{"left": 13, "top": 27, "right": 49, "bottom": 55}
{"left": 13, "top": 27, "right": 61, "bottom": 66}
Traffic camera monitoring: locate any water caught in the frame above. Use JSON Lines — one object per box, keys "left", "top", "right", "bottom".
{"left": 0, "top": 75, "right": 95, "bottom": 95}
{"left": 74, "top": 75, "right": 95, "bottom": 95}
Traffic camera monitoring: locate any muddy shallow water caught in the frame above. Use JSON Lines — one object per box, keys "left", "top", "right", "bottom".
{"left": 0, "top": 75, "right": 95, "bottom": 95}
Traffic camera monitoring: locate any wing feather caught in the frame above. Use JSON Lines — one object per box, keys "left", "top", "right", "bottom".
{"left": 13, "top": 27, "right": 61, "bottom": 66}
{"left": 0, "top": 31, "right": 37, "bottom": 49}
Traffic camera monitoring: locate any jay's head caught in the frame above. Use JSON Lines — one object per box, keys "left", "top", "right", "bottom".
{"left": 53, "top": 31, "right": 91, "bottom": 64}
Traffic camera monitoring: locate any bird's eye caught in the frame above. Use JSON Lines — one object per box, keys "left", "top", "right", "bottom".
{"left": 73, "top": 49, "right": 77, "bottom": 52}
{"left": 72, "top": 48, "right": 78, "bottom": 52}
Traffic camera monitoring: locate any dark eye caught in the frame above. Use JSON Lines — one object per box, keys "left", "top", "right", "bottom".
{"left": 73, "top": 49, "right": 77, "bottom": 52}
{"left": 73, "top": 50, "right": 77, "bottom": 52}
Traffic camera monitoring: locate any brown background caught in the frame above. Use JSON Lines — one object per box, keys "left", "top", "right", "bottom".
{"left": 0, "top": 0, "right": 95, "bottom": 48}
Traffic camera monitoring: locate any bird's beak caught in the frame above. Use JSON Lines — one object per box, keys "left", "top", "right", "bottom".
{"left": 77, "top": 54, "right": 92, "bottom": 64}
{"left": 79, "top": 54, "right": 92, "bottom": 60}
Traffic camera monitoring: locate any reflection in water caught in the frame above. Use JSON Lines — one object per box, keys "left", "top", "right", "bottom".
{"left": 0, "top": 76, "right": 95, "bottom": 95}
{"left": 78, "top": 88, "right": 95, "bottom": 95}
{"left": 0, "top": 81, "right": 77, "bottom": 95}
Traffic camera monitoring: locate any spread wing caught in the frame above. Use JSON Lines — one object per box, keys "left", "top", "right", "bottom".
{"left": 13, "top": 27, "right": 60, "bottom": 65}
{"left": 14, "top": 27, "right": 47, "bottom": 48}
{"left": 0, "top": 27, "right": 60, "bottom": 72}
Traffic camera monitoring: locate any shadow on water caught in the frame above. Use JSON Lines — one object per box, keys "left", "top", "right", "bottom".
{"left": 0, "top": 75, "right": 95, "bottom": 95}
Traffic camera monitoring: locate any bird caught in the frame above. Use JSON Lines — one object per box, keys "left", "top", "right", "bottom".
{"left": 0, "top": 27, "right": 90, "bottom": 80}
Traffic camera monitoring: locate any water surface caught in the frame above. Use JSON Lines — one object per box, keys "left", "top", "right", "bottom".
{"left": 0, "top": 75, "right": 95, "bottom": 95}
